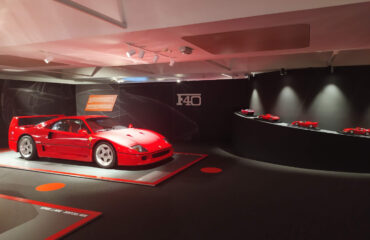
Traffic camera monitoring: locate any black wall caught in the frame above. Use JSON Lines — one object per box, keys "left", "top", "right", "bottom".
{"left": 0, "top": 80, "right": 76, "bottom": 147}
{"left": 247, "top": 66, "right": 370, "bottom": 131}
{"left": 76, "top": 80, "right": 248, "bottom": 141}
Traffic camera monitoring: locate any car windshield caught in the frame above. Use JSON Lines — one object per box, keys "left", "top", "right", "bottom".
{"left": 86, "top": 117, "right": 126, "bottom": 132}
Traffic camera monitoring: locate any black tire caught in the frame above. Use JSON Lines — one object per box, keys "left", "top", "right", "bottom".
{"left": 94, "top": 142, "right": 117, "bottom": 169}
{"left": 18, "top": 135, "right": 38, "bottom": 160}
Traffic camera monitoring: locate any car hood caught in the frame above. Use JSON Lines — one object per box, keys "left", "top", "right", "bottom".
{"left": 94, "top": 128, "right": 165, "bottom": 148}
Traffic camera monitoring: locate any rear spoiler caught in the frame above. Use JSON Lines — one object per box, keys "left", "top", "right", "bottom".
{"left": 10, "top": 115, "right": 64, "bottom": 127}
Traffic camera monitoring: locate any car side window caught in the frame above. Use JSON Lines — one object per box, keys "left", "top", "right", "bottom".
{"left": 69, "top": 120, "right": 90, "bottom": 134}
{"left": 51, "top": 120, "right": 69, "bottom": 132}
{"left": 51, "top": 119, "right": 90, "bottom": 134}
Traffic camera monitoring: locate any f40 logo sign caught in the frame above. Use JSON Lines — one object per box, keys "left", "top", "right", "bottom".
{"left": 176, "top": 93, "right": 202, "bottom": 106}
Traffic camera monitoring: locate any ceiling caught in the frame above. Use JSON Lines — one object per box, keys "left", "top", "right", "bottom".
{"left": 0, "top": 0, "right": 370, "bottom": 84}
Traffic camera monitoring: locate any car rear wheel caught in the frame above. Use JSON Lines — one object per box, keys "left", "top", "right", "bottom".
{"left": 350, "top": 130, "right": 354, "bottom": 134}
{"left": 365, "top": 132, "right": 369, "bottom": 136}
{"left": 18, "top": 135, "right": 38, "bottom": 160}
{"left": 94, "top": 142, "right": 116, "bottom": 169}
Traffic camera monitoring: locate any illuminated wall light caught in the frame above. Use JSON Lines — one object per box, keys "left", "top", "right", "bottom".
{"left": 153, "top": 55, "right": 159, "bottom": 63}
{"left": 307, "top": 83, "right": 350, "bottom": 129}
{"left": 126, "top": 49, "right": 136, "bottom": 58}
{"left": 274, "top": 86, "right": 301, "bottom": 120}
{"left": 250, "top": 89, "right": 264, "bottom": 113}
{"left": 44, "top": 56, "right": 54, "bottom": 64}
{"left": 169, "top": 59, "right": 175, "bottom": 67}
{"left": 138, "top": 50, "right": 145, "bottom": 59}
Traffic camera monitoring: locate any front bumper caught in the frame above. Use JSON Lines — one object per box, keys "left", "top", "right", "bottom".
{"left": 117, "top": 147, "right": 174, "bottom": 166}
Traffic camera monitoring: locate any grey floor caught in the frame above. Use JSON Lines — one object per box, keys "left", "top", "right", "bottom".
{"left": 0, "top": 151, "right": 205, "bottom": 186}
{"left": 0, "top": 143, "right": 370, "bottom": 240}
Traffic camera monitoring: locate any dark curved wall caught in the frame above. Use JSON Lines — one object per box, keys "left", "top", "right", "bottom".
{"left": 76, "top": 80, "right": 248, "bottom": 141}
{"left": 247, "top": 66, "right": 370, "bottom": 131}
{"left": 0, "top": 80, "right": 76, "bottom": 148}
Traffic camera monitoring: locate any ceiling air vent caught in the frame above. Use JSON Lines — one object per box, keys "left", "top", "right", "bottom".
{"left": 182, "top": 24, "right": 310, "bottom": 55}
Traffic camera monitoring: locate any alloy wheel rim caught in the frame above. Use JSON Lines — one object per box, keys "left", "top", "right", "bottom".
{"left": 96, "top": 144, "right": 114, "bottom": 166}
{"left": 20, "top": 138, "right": 32, "bottom": 158}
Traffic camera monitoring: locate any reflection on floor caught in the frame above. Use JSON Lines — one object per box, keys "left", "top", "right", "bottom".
{"left": 0, "top": 151, "right": 207, "bottom": 186}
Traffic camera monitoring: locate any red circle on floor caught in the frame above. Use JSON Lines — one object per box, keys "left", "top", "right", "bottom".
{"left": 201, "top": 167, "right": 222, "bottom": 173}
{"left": 36, "top": 183, "right": 65, "bottom": 192}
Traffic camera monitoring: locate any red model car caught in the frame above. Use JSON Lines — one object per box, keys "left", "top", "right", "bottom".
{"left": 8, "top": 115, "right": 173, "bottom": 168}
{"left": 291, "top": 121, "right": 318, "bottom": 128}
{"left": 240, "top": 109, "right": 255, "bottom": 116}
{"left": 258, "top": 114, "right": 280, "bottom": 122}
{"left": 342, "top": 127, "right": 370, "bottom": 136}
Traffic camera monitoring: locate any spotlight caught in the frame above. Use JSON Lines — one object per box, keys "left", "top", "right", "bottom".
{"left": 126, "top": 49, "right": 136, "bottom": 58}
{"left": 176, "top": 79, "right": 181, "bottom": 83}
{"left": 138, "top": 50, "right": 145, "bottom": 59}
{"left": 111, "top": 77, "right": 124, "bottom": 83}
{"left": 280, "top": 68, "right": 287, "bottom": 76}
{"left": 153, "top": 55, "right": 159, "bottom": 63}
{"left": 169, "top": 59, "right": 175, "bottom": 67}
{"left": 44, "top": 56, "right": 54, "bottom": 64}
{"left": 179, "top": 46, "right": 193, "bottom": 55}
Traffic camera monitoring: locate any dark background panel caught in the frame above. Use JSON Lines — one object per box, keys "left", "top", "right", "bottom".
{"left": 0, "top": 80, "right": 76, "bottom": 148}
{"left": 246, "top": 66, "right": 370, "bottom": 131}
{"left": 76, "top": 79, "right": 248, "bottom": 141}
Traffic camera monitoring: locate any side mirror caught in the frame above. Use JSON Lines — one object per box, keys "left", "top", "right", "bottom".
{"left": 78, "top": 129, "right": 88, "bottom": 135}
{"left": 128, "top": 124, "right": 133, "bottom": 128}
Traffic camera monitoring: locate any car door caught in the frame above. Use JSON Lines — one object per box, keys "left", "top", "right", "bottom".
{"left": 43, "top": 119, "right": 91, "bottom": 161}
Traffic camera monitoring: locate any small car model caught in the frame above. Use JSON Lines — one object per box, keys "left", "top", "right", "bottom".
{"left": 240, "top": 109, "right": 255, "bottom": 116}
{"left": 258, "top": 114, "right": 280, "bottom": 122}
{"left": 8, "top": 115, "right": 173, "bottom": 168}
{"left": 342, "top": 127, "right": 370, "bottom": 136}
{"left": 291, "top": 121, "right": 318, "bottom": 128}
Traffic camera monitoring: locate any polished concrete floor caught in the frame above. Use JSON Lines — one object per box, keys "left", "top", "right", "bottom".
{"left": 0, "top": 143, "right": 370, "bottom": 240}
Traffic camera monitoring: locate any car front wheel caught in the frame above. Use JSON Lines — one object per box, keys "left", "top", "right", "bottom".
{"left": 18, "top": 135, "right": 38, "bottom": 160}
{"left": 94, "top": 142, "right": 116, "bottom": 169}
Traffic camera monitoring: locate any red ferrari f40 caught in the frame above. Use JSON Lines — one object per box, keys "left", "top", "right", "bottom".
{"left": 240, "top": 109, "right": 255, "bottom": 116}
{"left": 291, "top": 121, "right": 318, "bottom": 128}
{"left": 342, "top": 127, "right": 370, "bottom": 136}
{"left": 8, "top": 115, "right": 173, "bottom": 168}
{"left": 258, "top": 114, "right": 280, "bottom": 122}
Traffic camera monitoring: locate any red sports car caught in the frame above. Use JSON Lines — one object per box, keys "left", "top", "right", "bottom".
{"left": 258, "top": 114, "right": 280, "bottom": 122}
{"left": 291, "top": 121, "right": 318, "bottom": 128}
{"left": 342, "top": 127, "right": 370, "bottom": 136}
{"left": 240, "top": 109, "right": 255, "bottom": 116}
{"left": 8, "top": 115, "right": 173, "bottom": 168}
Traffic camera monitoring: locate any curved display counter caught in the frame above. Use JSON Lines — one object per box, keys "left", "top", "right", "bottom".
{"left": 232, "top": 112, "right": 370, "bottom": 172}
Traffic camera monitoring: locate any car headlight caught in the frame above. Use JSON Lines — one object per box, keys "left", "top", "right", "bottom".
{"left": 131, "top": 145, "right": 148, "bottom": 152}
